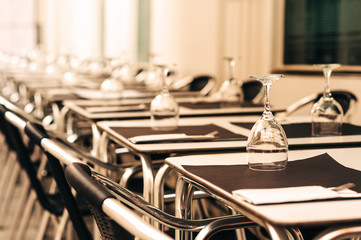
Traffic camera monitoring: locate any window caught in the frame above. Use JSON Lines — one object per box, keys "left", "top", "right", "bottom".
{"left": 276, "top": 0, "right": 361, "bottom": 72}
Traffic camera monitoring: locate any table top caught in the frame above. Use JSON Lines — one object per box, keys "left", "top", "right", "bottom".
{"left": 63, "top": 97, "right": 267, "bottom": 120}
{"left": 97, "top": 116, "right": 255, "bottom": 154}
{"left": 96, "top": 116, "right": 361, "bottom": 154}
{"left": 165, "top": 147, "right": 361, "bottom": 227}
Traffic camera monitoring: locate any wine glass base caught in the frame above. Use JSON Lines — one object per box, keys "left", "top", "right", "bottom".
{"left": 248, "top": 161, "right": 287, "bottom": 171}
{"left": 312, "top": 122, "right": 342, "bottom": 136}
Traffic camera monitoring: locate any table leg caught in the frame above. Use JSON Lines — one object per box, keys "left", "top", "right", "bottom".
{"left": 175, "top": 176, "right": 196, "bottom": 240}
{"left": 154, "top": 164, "right": 171, "bottom": 230}
{"left": 264, "top": 222, "right": 292, "bottom": 240}
{"left": 138, "top": 152, "right": 154, "bottom": 205}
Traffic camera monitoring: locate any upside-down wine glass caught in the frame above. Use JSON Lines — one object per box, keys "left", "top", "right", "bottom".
{"left": 150, "top": 64, "right": 179, "bottom": 130}
{"left": 217, "top": 57, "right": 244, "bottom": 107}
{"left": 247, "top": 74, "right": 288, "bottom": 171}
{"left": 311, "top": 64, "right": 343, "bottom": 136}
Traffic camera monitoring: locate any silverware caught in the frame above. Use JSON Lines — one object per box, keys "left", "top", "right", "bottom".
{"left": 329, "top": 182, "right": 355, "bottom": 192}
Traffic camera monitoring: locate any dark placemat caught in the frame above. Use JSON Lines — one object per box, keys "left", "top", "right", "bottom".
{"left": 182, "top": 153, "right": 361, "bottom": 193}
{"left": 110, "top": 124, "right": 247, "bottom": 140}
{"left": 179, "top": 101, "right": 259, "bottom": 109}
{"left": 231, "top": 122, "right": 361, "bottom": 138}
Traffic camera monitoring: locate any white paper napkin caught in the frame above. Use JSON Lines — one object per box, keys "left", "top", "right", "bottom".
{"left": 85, "top": 104, "right": 146, "bottom": 113}
{"left": 233, "top": 186, "right": 361, "bottom": 205}
{"left": 129, "top": 133, "right": 215, "bottom": 144}
{"left": 73, "top": 88, "right": 122, "bottom": 100}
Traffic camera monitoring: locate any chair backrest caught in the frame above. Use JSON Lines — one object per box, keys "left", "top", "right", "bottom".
{"left": 280, "top": 90, "right": 358, "bottom": 122}
{"left": 170, "top": 74, "right": 216, "bottom": 96}
{"left": 241, "top": 80, "right": 264, "bottom": 103}
{"left": 317, "top": 91, "right": 357, "bottom": 116}
{"left": 65, "top": 162, "right": 173, "bottom": 240}
{"left": 189, "top": 75, "right": 216, "bottom": 96}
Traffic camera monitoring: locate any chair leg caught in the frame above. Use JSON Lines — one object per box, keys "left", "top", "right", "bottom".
{"left": 54, "top": 210, "right": 69, "bottom": 240}
{"left": 0, "top": 151, "right": 16, "bottom": 197}
{"left": 13, "top": 191, "right": 37, "bottom": 240}
{"left": 35, "top": 211, "right": 51, "bottom": 240}
{"left": 34, "top": 179, "right": 59, "bottom": 240}
{"left": 8, "top": 175, "right": 31, "bottom": 238}
{"left": 0, "top": 161, "right": 21, "bottom": 223}
{"left": 0, "top": 140, "right": 9, "bottom": 166}
{"left": 231, "top": 209, "right": 247, "bottom": 240}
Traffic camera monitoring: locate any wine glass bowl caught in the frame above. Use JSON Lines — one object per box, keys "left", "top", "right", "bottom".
{"left": 311, "top": 64, "right": 343, "bottom": 136}
{"left": 215, "top": 57, "right": 244, "bottom": 107}
{"left": 150, "top": 64, "right": 179, "bottom": 131}
{"left": 247, "top": 74, "right": 288, "bottom": 171}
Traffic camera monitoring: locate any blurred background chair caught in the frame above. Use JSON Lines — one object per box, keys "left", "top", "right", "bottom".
{"left": 171, "top": 74, "right": 216, "bottom": 96}
{"left": 241, "top": 80, "right": 264, "bottom": 104}
{"left": 277, "top": 90, "right": 358, "bottom": 123}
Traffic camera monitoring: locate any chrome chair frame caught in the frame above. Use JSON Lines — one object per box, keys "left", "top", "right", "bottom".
{"left": 70, "top": 162, "right": 256, "bottom": 240}
{"left": 65, "top": 162, "right": 173, "bottom": 240}
{"left": 175, "top": 175, "right": 304, "bottom": 240}
{"left": 314, "top": 225, "right": 361, "bottom": 240}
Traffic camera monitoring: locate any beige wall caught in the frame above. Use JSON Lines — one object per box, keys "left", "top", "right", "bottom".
{"left": 150, "top": 0, "right": 222, "bottom": 79}
{"left": 0, "top": 0, "right": 36, "bottom": 53}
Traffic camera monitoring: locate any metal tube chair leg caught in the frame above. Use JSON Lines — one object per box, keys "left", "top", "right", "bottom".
{"left": 175, "top": 176, "right": 197, "bottom": 240}
{"left": 99, "top": 131, "right": 154, "bottom": 204}
{"left": 0, "top": 160, "right": 21, "bottom": 224}
{"left": 8, "top": 174, "right": 31, "bottom": 238}
{"left": 0, "top": 151, "right": 17, "bottom": 218}
{"left": 154, "top": 163, "right": 172, "bottom": 212}
{"left": 13, "top": 152, "right": 50, "bottom": 240}
{"left": 35, "top": 179, "right": 59, "bottom": 240}
{"left": 14, "top": 191, "right": 38, "bottom": 240}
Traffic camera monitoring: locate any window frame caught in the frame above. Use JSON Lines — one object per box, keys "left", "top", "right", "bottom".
{"left": 272, "top": 0, "right": 361, "bottom": 73}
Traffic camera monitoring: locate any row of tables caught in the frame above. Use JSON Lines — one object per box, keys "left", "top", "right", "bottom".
{"left": 2, "top": 68, "right": 361, "bottom": 239}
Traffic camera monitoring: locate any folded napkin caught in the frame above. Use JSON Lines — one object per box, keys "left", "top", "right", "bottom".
{"left": 233, "top": 185, "right": 361, "bottom": 205}
{"left": 74, "top": 88, "right": 122, "bottom": 100}
{"left": 129, "top": 133, "right": 216, "bottom": 144}
{"left": 85, "top": 104, "right": 146, "bottom": 113}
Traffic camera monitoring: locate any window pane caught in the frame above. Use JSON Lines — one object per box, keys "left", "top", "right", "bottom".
{"left": 284, "top": 0, "right": 361, "bottom": 65}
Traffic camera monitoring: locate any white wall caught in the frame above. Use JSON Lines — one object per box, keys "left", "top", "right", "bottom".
{"left": 40, "top": 0, "right": 138, "bottom": 60}
{"left": 104, "top": 0, "right": 138, "bottom": 62}
{"left": 0, "top": 0, "right": 36, "bottom": 53}
{"left": 150, "top": 0, "right": 221, "bottom": 79}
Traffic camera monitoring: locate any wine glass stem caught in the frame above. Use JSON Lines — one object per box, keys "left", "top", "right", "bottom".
{"left": 323, "top": 68, "right": 332, "bottom": 98}
{"left": 228, "top": 59, "right": 235, "bottom": 80}
{"left": 161, "top": 67, "right": 170, "bottom": 94}
{"left": 263, "top": 83, "right": 272, "bottom": 118}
